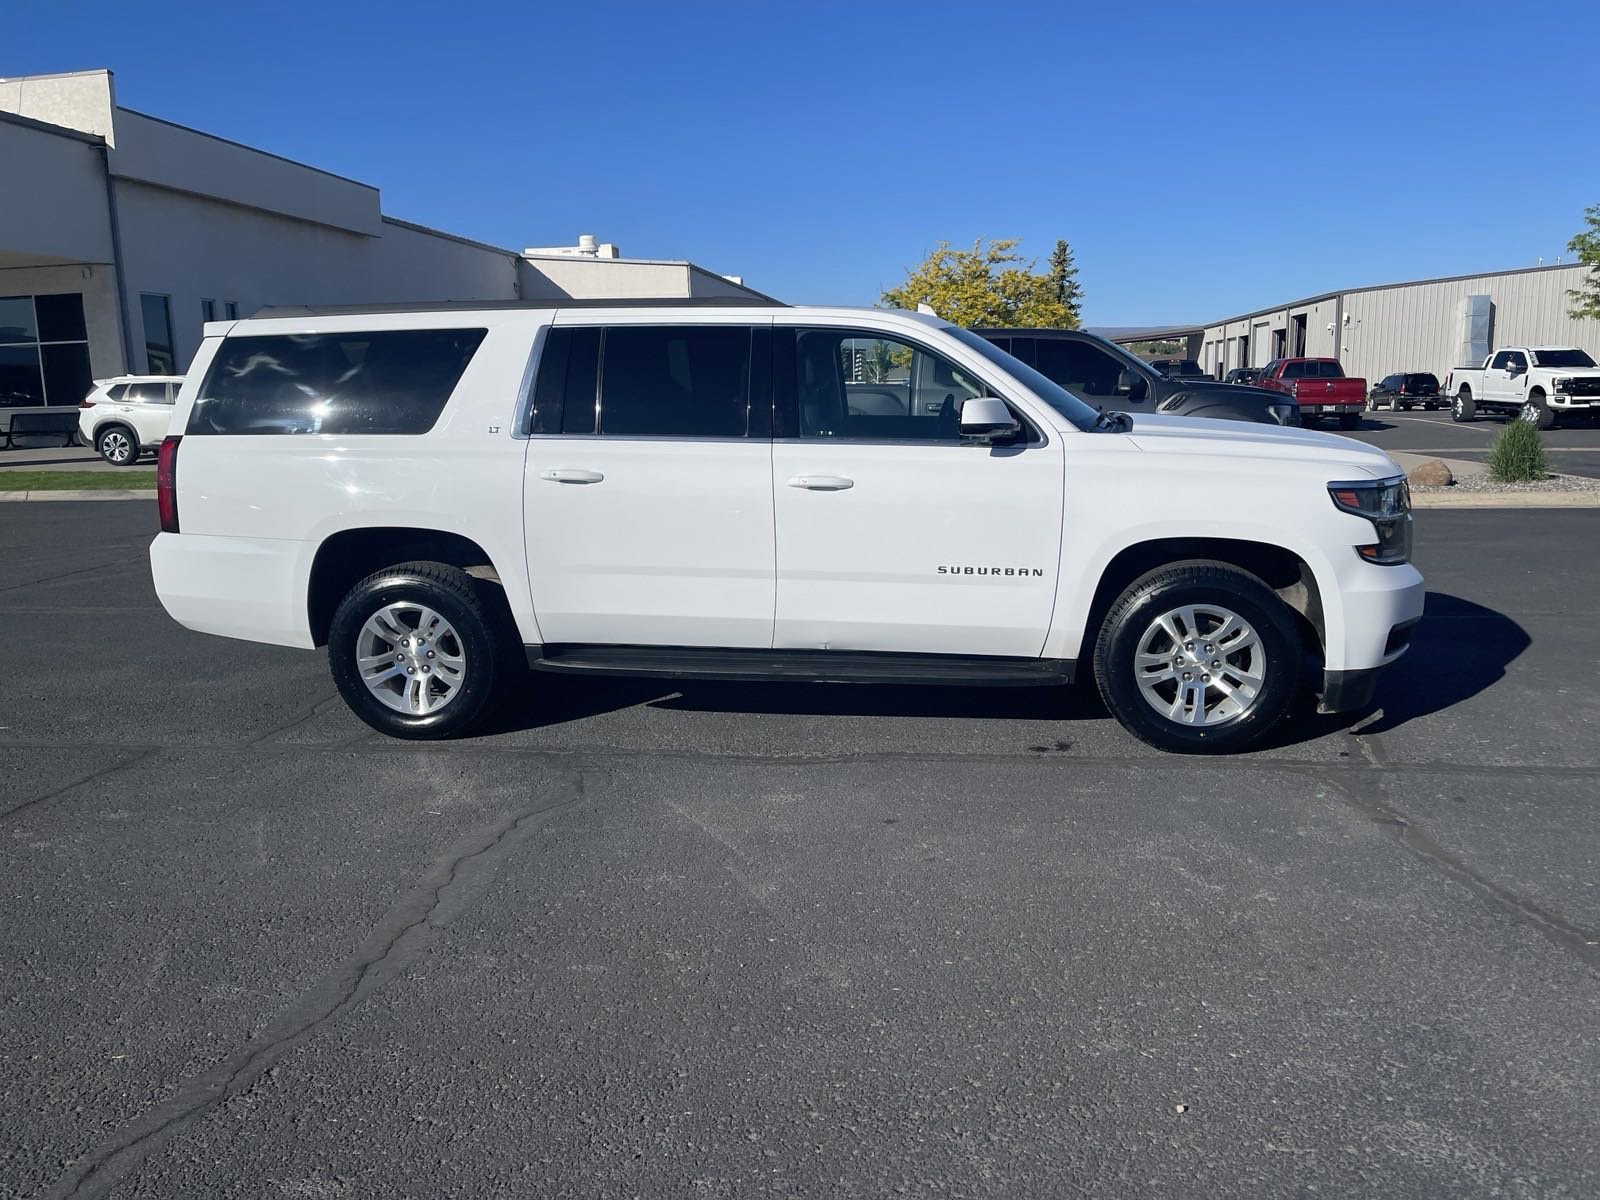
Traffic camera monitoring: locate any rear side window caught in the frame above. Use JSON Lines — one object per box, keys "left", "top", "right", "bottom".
{"left": 187, "top": 328, "right": 486, "bottom": 435}
{"left": 1032, "top": 338, "right": 1124, "bottom": 397}
{"left": 126, "top": 381, "right": 169, "bottom": 403}
{"left": 105, "top": 383, "right": 128, "bottom": 401}
{"left": 600, "top": 326, "right": 751, "bottom": 437}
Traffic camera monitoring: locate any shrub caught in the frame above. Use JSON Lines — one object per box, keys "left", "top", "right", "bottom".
{"left": 1487, "top": 419, "right": 1548, "bottom": 483}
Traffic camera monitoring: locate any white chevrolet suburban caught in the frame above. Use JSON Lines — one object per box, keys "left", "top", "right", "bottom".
{"left": 149, "top": 301, "right": 1424, "bottom": 753}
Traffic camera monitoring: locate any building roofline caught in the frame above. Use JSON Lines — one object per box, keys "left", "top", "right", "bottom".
{"left": 379, "top": 215, "right": 519, "bottom": 259}
{"left": 1199, "top": 261, "right": 1588, "bottom": 330}
{"left": 115, "top": 106, "right": 380, "bottom": 192}
{"left": 685, "top": 263, "right": 783, "bottom": 305}
{"left": 0, "top": 107, "right": 105, "bottom": 145}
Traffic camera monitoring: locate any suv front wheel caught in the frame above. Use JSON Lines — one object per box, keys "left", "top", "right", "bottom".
{"left": 328, "top": 561, "right": 505, "bottom": 739}
{"left": 1093, "top": 561, "right": 1299, "bottom": 754}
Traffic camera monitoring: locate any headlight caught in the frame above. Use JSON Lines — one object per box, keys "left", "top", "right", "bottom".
{"left": 1328, "top": 476, "right": 1412, "bottom": 564}
{"left": 1554, "top": 378, "right": 1572, "bottom": 393}
{"left": 1269, "top": 403, "right": 1299, "bottom": 425}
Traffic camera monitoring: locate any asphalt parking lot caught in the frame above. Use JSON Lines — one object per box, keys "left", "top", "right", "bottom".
{"left": 1342, "top": 407, "right": 1600, "bottom": 478}
{"left": 3, "top": 503, "right": 1598, "bottom": 1198}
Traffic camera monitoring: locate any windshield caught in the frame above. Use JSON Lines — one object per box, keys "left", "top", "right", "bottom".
{"left": 945, "top": 326, "right": 1101, "bottom": 430}
{"left": 1532, "top": 349, "right": 1597, "bottom": 368}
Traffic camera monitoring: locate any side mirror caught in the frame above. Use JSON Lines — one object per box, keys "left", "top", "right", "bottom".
{"left": 959, "top": 397, "right": 1021, "bottom": 441}
{"left": 1124, "top": 373, "right": 1149, "bottom": 402}
{"left": 1508, "top": 362, "right": 1523, "bottom": 376}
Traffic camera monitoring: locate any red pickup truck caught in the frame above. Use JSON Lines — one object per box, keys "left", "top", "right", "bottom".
{"left": 1257, "top": 358, "right": 1366, "bottom": 429}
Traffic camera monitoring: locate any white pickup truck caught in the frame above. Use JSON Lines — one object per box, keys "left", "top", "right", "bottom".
{"left": 1445, "top": 346, "right": 1600, "bottom": 429}
{"left": 148, "top": 300, "right": 1424, "bottom": 754}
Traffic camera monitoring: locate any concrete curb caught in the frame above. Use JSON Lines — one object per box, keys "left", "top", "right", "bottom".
{"left": 1412, "top": 490, "right": 1600, "bottom": 509}
{"left": 0, "top": 490, "right": 156, "bottom": 502}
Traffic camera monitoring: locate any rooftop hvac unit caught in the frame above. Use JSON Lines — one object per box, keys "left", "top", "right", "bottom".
{"left": 1456, "top": 294, "right": 1492, "bottom": 366}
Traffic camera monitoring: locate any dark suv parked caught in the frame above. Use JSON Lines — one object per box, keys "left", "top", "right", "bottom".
{"left": 977, "top": 329, "right": 1300, "bottom": 426}
{"left": 1368, "top": 373, "right": 1442, "bottom": 411}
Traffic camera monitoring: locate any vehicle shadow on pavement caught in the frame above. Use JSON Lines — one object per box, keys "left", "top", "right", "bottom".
{"left": 1349, "top": 590, "right": 1529, "bottom": 736}
{"left": 481, "top": 591, "right": 1522, "bottom": 745}
{"left": 483, "top": 673, "right": 1112, "bottom": 736}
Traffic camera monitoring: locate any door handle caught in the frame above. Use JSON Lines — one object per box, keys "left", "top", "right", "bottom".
{"left": 786, "top": 474, "right": 854, "bottom": 491}
{"left": 540, "top": 468, "right": 605, "bottom": 484}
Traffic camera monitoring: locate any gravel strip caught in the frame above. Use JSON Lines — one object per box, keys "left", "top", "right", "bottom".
{"left": 1413, "top": 472, "right": 1600, "bottom": 494}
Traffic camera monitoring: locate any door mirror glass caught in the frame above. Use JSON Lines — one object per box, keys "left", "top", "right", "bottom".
{"left": 959, "top": 397, "right": 1020, "bottom": 441}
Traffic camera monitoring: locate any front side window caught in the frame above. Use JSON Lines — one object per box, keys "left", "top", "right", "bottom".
{"left": 1506, "top": 351, "right": 1528, "bottom": 372}
{"left": 188, "top": 328, "right": 487, "bottom": 435}
{"left": 141, "top": 293, "right": 176, "bottom": 374}
{"left": 793, "top": 328, "right": 985, "bottom": 441}
{"left": 1489, "top": 350, "right": 1512, "bottom": 370}
{"left": 1031, "top": 337, "right": 1129, "bottom": 399}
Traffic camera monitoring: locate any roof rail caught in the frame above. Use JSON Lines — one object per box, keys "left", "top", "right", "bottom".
{"left": 253, "top": 296, "right": 788, "bottom": 318}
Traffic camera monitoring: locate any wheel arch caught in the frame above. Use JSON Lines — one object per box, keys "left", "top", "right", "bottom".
{"left": 307, "top": 526, "right": 516, "bottom": 648}
{"left": 1068, "top": 536, "right": 1326, "bottom": 664}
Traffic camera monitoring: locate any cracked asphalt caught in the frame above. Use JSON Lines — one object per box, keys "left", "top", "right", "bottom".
{"left": 3, "top": 503, "right": 1598, "bottom": 1199}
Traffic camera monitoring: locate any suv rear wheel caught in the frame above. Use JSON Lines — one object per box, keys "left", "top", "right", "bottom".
{"left": 96, "top": 424, "right": 139, "bottom": 465}
{"left": 1093, "top": 561, "right": 1299, "bottom": 754}
{"left": 328, "top": 561, "right": 504, "bottom": 739}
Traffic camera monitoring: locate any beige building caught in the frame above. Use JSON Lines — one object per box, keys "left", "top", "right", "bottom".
{"left": 0, "top": 69, "right": 768, "bottom": 424}
{"left": 1115, "top": 263, "right": 1600, "bottom": 384}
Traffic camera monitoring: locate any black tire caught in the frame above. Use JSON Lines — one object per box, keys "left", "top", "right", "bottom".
{"left": 96, "top": 424, "right": 140, "bottom": 465}
{"left": 1452, "top": 389, "right": 1476, "bottom": 422}
{"left": 328, "top": 561, "right": 505, "bottom": 739}
{"left": 1521, "top": 391, "right": 1556, "bottom": 431}
{"left": 1401, "top": 402, "right": 1414, "bottom": 411}
{"left": 1092, "top": 561, "right": 1300, "bottom": 754}
{"left": 1337, "top": 412, "right": 1361, "bottom": 430}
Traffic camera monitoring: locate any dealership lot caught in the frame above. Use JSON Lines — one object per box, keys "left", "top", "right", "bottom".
{"left": 3, "top": 503, "right": 1598, "bottom": 1198}
{"left": 1344, "top": 408, "right": 1600, "bottom": 478}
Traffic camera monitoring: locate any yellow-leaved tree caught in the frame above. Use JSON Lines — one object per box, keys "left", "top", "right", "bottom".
{"left": 881, "top": 238, "right": 1081, "bottom": 329}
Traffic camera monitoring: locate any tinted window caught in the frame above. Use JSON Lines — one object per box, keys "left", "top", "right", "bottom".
{"left": 141, "top": 294, "right": 176, "bottom": 374}
{"left": 126, "top": 381, "right": 169, "bottom": 403}
{"left": 1032, "top": 338, "right": 1127, "bottom": 398}
{"left": 1506, "top": 351, "right": 1528, "bottom": 371}
{"left": 1489, "top": 351, "right": 1511, "bottom": 370}
{"left": 793, "top": 328, "right": 984, "bottom": 441}
{"left": 1532, "top": 349, "right": 1597, "bottom": 368}
{"left": 1314, "top": 361, "right": 1345, "bottom": 378}
{"left": 599, "top": 326, "right": 750, "bottom": 437}
{"left": 0, "top": 345, "right": 44, "bottom": 407}
{"left": 1404, "top": 373, "right": 1439, "bottom": 389}
{"left": 188, "top": 328, "right": 487, "bottom": 435}
{"left": 36, "top": 293, "right": 87, "bottom": 343}
{"left": 0, "top": 297, "right": 37, "bottom": 344}
{"left": 1281, "top": 361, "right": 1310, "bottom": 379}
{"left": 106, "top": 383, "right": 128, "bottom": 401}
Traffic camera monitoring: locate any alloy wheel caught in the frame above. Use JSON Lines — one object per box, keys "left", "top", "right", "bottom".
{"left": 1133, "top": 603, "right": 1266, "bottom": 727}
{"left": 355, "top": 602, "right": 468, "bottom": 715}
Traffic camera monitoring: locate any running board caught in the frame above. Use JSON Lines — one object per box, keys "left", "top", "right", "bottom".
{"left": 526, "top": 644, "right": 1074, "bottom": 687}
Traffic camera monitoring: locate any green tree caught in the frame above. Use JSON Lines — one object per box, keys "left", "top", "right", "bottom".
{"left": 881, "top": 238, "right": 1079, "bottom": 329}
{"left": 1048, "top": 239, "right": 1084, "bottom": 326}
{"left": 1568, "top": 203, "right": 1600, "bottom": 320}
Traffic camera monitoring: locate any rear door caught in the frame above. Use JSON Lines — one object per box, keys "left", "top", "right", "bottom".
{"left": 770, "top": 323, "right": 1063, "bottom": 658}
{"left": 521, "top": 318, "right": 776, "bottom": 648}
{"left": 122, "top": 381, "right": 175, "bottom": 445}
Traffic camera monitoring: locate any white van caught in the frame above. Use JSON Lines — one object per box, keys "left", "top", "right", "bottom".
{"left": 149, "top": 301, "right": 1423, "bottom": 753}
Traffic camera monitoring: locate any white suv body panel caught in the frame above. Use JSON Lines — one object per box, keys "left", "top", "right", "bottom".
{"left": 78, "top": 375, "right": 183, "bottom": 452}
{"left": 150, "top": 304, "right": 1423, "bottom": 691}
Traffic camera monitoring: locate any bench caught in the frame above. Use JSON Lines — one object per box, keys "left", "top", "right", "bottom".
{"left": 3, "top": 410, "right": 80, "bottom": 450}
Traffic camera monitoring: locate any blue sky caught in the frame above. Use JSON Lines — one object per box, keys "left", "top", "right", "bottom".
{"left": 7, "top": 0, "right": 1598, "bottom": 324}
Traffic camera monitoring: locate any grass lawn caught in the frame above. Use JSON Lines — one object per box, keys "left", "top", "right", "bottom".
{"left": 0, "top": 470, "right": 156, "bottom": 491}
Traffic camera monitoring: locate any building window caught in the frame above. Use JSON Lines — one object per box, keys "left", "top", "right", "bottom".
{"left": 225, "top": 301, "right": 239, "bottom": 320}
{"left": 0, "top": 293, "right": 92, "bottom": 408}
{"left": 202, "top": 298, "right": 216, "bottom": 324}
{"left": 141, "top": 293, "right": 176, "bottom": 373}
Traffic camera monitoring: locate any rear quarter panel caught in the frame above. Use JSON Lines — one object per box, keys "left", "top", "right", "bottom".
{"left": 163, "top": 312, "right": 544, "bottom": 646}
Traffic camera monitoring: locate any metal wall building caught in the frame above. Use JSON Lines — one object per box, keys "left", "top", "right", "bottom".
{"left": 1123, "top": 264, "right": 1600, "bottom": 384}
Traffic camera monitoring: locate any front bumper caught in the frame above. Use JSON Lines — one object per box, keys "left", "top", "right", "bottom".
{"left": 1317, "top": 613, "right": 1422, "bottom": 714}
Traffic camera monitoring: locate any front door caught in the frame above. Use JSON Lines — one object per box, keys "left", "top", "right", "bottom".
{"left": 522, "top": 320, "right": 776, "bottom": 648}
{"left": 771, "top": 326, "right": 1064, "bottom": 658}
{"left": 1484, "top": 349, "right": 1526, "bottom": 404}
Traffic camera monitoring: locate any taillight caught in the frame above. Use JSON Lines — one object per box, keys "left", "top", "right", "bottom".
{"left": 79, "top": 396, "right": 96, "bottom": 408}
{"left": 157, "top": 435, "right": 181, "bottom": 533}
